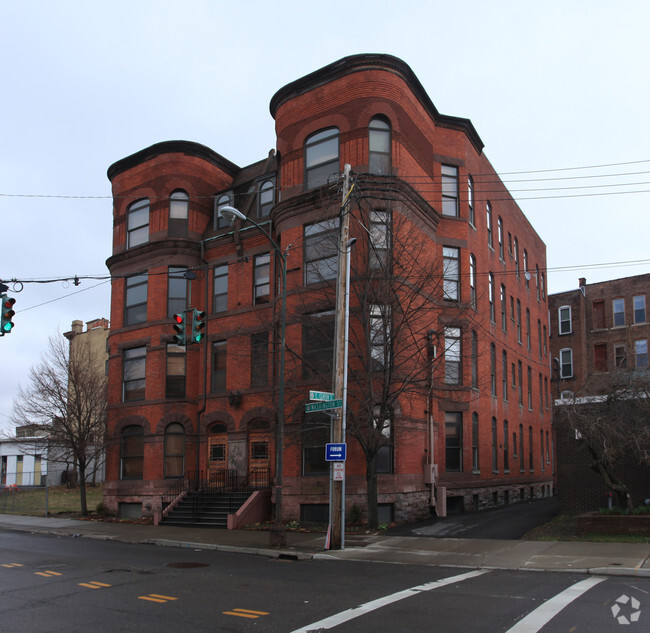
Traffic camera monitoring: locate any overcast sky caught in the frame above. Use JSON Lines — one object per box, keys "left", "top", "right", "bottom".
{"left": 2, "top": 0, "right": 649, "bottom": 431}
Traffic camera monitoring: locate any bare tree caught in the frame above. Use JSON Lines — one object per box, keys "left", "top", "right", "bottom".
{"left": 284, "top": 176, "right": 480, "bottom": 527}
{"left": 11, "top": 333, "right": 107, "bottom": 515}
{"left": 557, "top": 369, "right": 650, "bottom": 511}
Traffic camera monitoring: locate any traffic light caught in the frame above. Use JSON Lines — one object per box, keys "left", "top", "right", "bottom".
{"left": 172, "top": 311, "right": 186, "bottom": 345}
{"left": 1, "top": 294, "right": 15, "bottom": 335}
{"left": 191, "top": 309, "right": 206, "bottom": 343}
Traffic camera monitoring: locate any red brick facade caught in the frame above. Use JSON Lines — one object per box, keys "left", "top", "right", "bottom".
{"left": 104, "top": 54, "right": 552, "bottom": 522}
{"left": 550, "top": 274, "right": 650, "bottom": 511}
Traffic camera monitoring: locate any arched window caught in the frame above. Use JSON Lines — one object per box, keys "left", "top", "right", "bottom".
{"left": 164, "top": 423, "right": 185, "bottom": 478}
{"left": 214, "top": 193, "right": 233, "bottom": 230}
{"left": 368, "top": 117, "right": 391, "bottom": 175}
{"left": 120, "top": 425, "right": 143, "bottom": 480}
{"left": 169, "top": 190, "right": 189, "bottom": 238}
{"left": 127, "top": 198, "right": 149, "bottom": 249}
{"left": 304, "top": 128, "right": 339, "bottom": 190}
{"left": 258, "top": 180, "right": 274, "bottom": 218}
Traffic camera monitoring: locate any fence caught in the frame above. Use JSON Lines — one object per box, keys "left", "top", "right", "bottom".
{"left": 0, "top": 484, "right": 50, "bottom": 517}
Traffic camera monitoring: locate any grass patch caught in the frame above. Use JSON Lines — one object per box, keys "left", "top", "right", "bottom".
{"left": 523, "top": 512, "right": 650, "bottom": 543}
{"left": 0, "top": 485, "right": 103, "bottom": 517}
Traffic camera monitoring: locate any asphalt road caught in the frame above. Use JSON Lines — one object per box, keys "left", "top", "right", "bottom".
{"left": 1, "top": 529, "right": 648, "bottom": 632}
{"left": 387, "top": 496, "right": 561, "bottom": 539}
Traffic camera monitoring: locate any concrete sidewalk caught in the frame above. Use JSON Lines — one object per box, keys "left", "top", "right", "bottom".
{"left": 0, "top": 513, "right": 648, "bottom": 578}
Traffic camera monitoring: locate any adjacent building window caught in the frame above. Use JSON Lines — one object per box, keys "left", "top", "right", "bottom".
{"left": 615, "top": 344, "right": 627, "bottom": 369}
{"left": 486, "top": 202, "right": 493, "bottom": 248}
{"left": 502, "top": 351, "right": 508, "bottom": 400}
{"left": 258, "top": 179, "right": 275, "bottom": 218}
{"left": 516, "top": 299, "right": 522, "bottom": 343}
{"left": 169, "top": 190, "right": 189, "bottom": 238}
{"left": 444, "top": 327, "right": 462, "bottom": 384}
{"left": 488, "top": 272, "right": 495, "bottom": 322}
{"left": 472, "top": 412, "right": 479, "bottom": 472}
{"left": 443, "top": 246, "right": 460, "bottom": 300}
{"left": 490, "top": 343, "right": 497, "bottom": 396}
{"left": 168, "top": 267, "right": 188, "bottom": 318}
{"left": 125, "top": 273, "right": 147, "bottom": 326}
{"left": 305, "top": 127, "right": 339, "bottom": 189}
{"left": 634, "top": 295, "right": 646, "bottom": 324}
{"left": 514, "top": 237, "right": 520, "bottom": 278}
{"left": 492, "top": 417, "right": 498, "bottom": 472}
{"left": 519, "top": 424, "right": 524, "bottom": 472}
{"left": 497, "top": 216, "right": 504, "bottom": 259}
{"left": 120, "top": 425, "right": 144, "bottom": 480}
{"left": 211, "top": 341, "right": 227, "bottom": 392}
{"left": 445, "top": 412, "right": 462, "bottom": 472}
{"left": 368, "top": 117, "right": 391, "bottom": 175}
{"left": 469, "top": 254, "right": 477, "bottom": 309}
{"left": 560, "top": 348, "right": 573, "bottom": 378}
{"left": 613, "top": 298, "right": 625, "bottom": 327}
{"left": 500, "top": 284, "right": 507, "bottom": 331}
{"left": 468, "top": 176, "right": 475, "bottom": 226}
{"left": 164, "top": 423, "right": 185, "bottom": 478}
{"left": 302, "top": 311, "right": 335, "bottom": 380}
{"left": 166, "top": 343, "right": 186, "bottom": 398}
{"left": 529, "top": 426, "right": 534, "bottom": 471}
{"left": 441, "top": 165, "right": 459, "bottom": 217}
{"left": 635, "top": 339, "right": 648, "bottom": 369}
{"left": 254, "top": 253, "right": 270, "bottom": 304}
{"left": 127, "top": 198, "right": 150, "bottom": 249}
{"left": 213, "top": 264, "right": 228, "bottom": 313}
{"left": 527, "top": 366, "right": 532, "bottom": 410}
{"left": 251, "top": 332, "right": 269, "bottom": 388}
{"left": 558, "top": 305, "right": 572, "bottom": 334}
{"left": 517, "top": 360, "right": 523, "bottom": 405}
{"left": 369, "top": 210, "right": 390, "bottom": 270}
{"left": 214, "top": 193, "right": 233, "bottom": 230}
{"left": 304, "top": 218, "right": 339, "bottom": 284}
{"left": 503, "top": 420, "right": 510, "bottom": 471}
{"left": 370, "top": 305, "right": 391, "bottom": 371}
{"left": 303, "top": 414, "right": 329, "bottom": 475}
{"left": 526, "top": 308, "right": 531, "bottom": 350}
{"left": 471, "top": 330, "right": 478, "bottom": 388}
{"left": 594, "top": 343, "right": 608, "bottom": 372}
{"left": 123, "top": 347, "right": 146, "bottom": 401}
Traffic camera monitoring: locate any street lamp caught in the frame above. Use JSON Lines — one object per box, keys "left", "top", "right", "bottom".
{"left": 218, "top": 206, "right": 288, "bottom": 529}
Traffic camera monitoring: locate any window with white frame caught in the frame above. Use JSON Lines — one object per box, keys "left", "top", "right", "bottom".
{"left": 125, "top": 273, "right": 147, "bottom": 326}
{"left": 305, "top": 127, "right": 339, "bottom": 189}
{"left": 488, "top": 272, "right": 495, "bottom": 322}
{"left": 127, "top": 198, "right": 150, "bottom": 249}
{"left": 368, "top": 117, "right": 391, "bottom": 175}
{"left": 560, "top": 348, "right": 573, "bottom": 378}
{"left": 558, "top": 305, "right": 572, "bottom": 334}
{"left": 445, "top": 412, "right": 462, "bottom": 472}
{"left": 444, "top": 327, "right": 461, "bottom": 384}
{"left": 214, "top": 193, "right": 233, "bottom": 230}
{"left": 635, "top": 339, "right": 648, "bottom": 369}
{"left": 167, "top": 266, "right": 188, "bottom": 318}
{"left": 123, "top": 347, "right": 146, "bottom": 402}
{"left": 469, "top": 254, "right": 477, "bottom": 309}
{"left": 254, "top": 253, "right": 270, "bottom": 304}
{"left": 486, "top": 202, "right": 493, "bottom": 248}
{"left": 370, "top": 304, "right": 391, "bottom": 371}
{"left": 369, "top": 209, "right": 390, "bottom": 270}
{"left": 613, "top": 298, "right": 625, "bottom": 327}
{"left": 497, "top": 216, "right": 504, "bottom": 259}
{"left": 169, "top": 190, "right": 189, "bottom": 237}
{"left": 258, "top": 180, "right": 274, "bottom": 218}
{"left": 468, "top": 176, "right": 475, "bottom": 226}
{"left": 443, "top": 246, "right": 460, "bottom": 300}
{"left": 304, "top": 218, "right": 339, "bottom": 284}
{"left": 634, "top": 295, "right": 646, "bottom": 324}
{"left": 441, "top": 165, "right": 459, "bottom": 217}
{"left": 213, "top": 264, "right": 228, "bottom": 313}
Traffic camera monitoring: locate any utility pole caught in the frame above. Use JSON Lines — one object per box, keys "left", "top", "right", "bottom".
{"left": 330, "top": 164, "right": 352, "bottom": 550}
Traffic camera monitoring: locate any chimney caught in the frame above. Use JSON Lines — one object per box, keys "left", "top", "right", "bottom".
{"left": 71, "top": 320, "right": 83, "bottom": 334}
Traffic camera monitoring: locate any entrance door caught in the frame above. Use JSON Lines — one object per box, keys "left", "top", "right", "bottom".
{"left": 249, "top": 419, "right": 271, "bottom": 488}
{"left": 207, "top": 432, "right": 228, "bottom": 486}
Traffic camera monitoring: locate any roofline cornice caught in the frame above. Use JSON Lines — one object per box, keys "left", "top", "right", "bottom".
{"left": 107, "top": 140, "right": 240, "bottom": 182}
{"left": 269, "top": 53, "right": 484, "bottom": 154}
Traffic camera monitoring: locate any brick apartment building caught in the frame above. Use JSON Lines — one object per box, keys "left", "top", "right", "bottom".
{"left": 104, "top": 53, "right": 553, "bottom": 523}
{"left": 550, "top": 275, "right": 650, "bottom": 511}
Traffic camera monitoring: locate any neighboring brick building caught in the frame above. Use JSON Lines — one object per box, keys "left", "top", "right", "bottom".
{"left": 550, "top": 274, "right": 650, "bottom": 511}
{"left": 104, "top": 54, "right": 552, "bottom": 523}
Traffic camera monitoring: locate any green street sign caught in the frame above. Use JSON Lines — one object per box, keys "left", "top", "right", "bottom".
{"left": 305, "top": 399, "right": 343, "bottom": 413}
{"left": 309, "top": 390, "right": 337, "bottom": 401}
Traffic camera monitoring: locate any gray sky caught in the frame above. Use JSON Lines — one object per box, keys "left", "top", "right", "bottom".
{"left": 2, "top": 0, "right": 649, "bottom": 430}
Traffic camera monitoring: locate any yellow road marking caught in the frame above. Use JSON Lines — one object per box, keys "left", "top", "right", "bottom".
{"left": 2, "top": 563, "right": 24, "bottom": 568}
{"left": 223, "top": 608, "right": 270, "bottom": 619}
{"left": 35, "top": 571, "right": 62, "bottom": 577}
{"left": 138, "top": 594, "right": 178, "bottom": 603}
{"left": 79, "top": 581, "right": 112, "bottom": 589}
